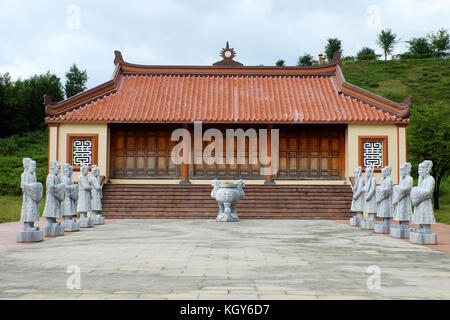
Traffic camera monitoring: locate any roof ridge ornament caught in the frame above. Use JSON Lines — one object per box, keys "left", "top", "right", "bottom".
{"left": 213, "top": 41, "right": 243, "bottom": 67}
{"left": 114, "top": 50, "right": 124, "bottom": 65}
{"left": 331, "top": 51, "right": 342, "bottom": 66}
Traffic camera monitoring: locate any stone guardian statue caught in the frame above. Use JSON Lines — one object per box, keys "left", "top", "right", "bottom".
{"left": 361, "top": 165, "right": 377, "bottom": 230}
{"left": 16, "top": 158, "right": 44, "bottom": 242}
{"left": 61, "top": 163, "right": 80, "bottom": 231}
{"left": 350, "top": 166, "right": 365, "bottom": 226}
{"left": 374, "top": 166, "right": 393, "bottom": 234}
{"left": 90, "top": 165, "right": 105, "bottom": 225}
{"left": 211, "top": 179, "right": 245, "bottom": 222}
{"left": 410, "top": 160, "right": 437, "bottom": 244}
{"left": 390, "top": 163, "right": 413, "bottom": 238}
{"left": 42, "top": 160, "right": 65, "bottom": 236}
{"left": 77, "top": 164, "right": 94, "bottom": 228}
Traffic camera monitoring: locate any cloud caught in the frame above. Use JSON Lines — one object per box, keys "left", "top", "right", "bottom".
{"left": 0, "top": 0, "right": 448, "bottom": 89}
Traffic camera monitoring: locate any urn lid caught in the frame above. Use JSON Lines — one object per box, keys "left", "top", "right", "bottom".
{"left": 219, "top": 183, "right": 238, "bottom": 188}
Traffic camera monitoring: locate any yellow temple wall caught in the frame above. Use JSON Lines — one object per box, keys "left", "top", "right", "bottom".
{"left": 346, "top": 124, "right": 407, "bottom": 185}
{"left": 48, "top": 123, "right": 109, "bottom": 182}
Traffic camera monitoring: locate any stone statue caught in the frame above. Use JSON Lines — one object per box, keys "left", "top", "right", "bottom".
{"left": 390, "top": 163, "right": 413, "bottom": 238}
{"left": 374, "top": 166, "right": 394, "bottom": 234}
{"left": 42, "top": 160, "right": 65, "bottom": 236}
{"left": 361, "top": 165, "right": 377, "bottom": 230}
{"left": 90, "top": 165, "right": 104, "bottom": 225}
{"left": 350, "top": 166, "right": 365, "bottom": 226}
{"left": 211, "top": 179, "right": 245, "bottom": 222}
{"left": 410, "top": 160, "right": 437, "bottom": 244}
{"left": 61, "top": 164, "right": 80, "bottom": 232}
{"left": 77, "top": 164, "right": 94, "bottom": 228}
{"left": 16, "top": 158, "right": 44, "bottom": 242}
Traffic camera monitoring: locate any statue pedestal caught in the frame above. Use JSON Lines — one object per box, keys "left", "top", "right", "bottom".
{"left": 16, "top": 229, "right": 44, "bottom": 242}
{"left": 91, "top": 211, "right": 105, "bottom": 225}
{"left": 374, "top": 218, "right": 391, "bottom": 234}
{"left": 44, "top": 222, "right": 64, "bottom": 237}
{"left": 361, "top": 213, "right": 376, "bottom": 230}
{"left": 93, "top": 215, "right": 105, "bottom": 225}
{"left": 216, "top": 210, "right": 239, "bottom": 222}
{"left": 410, "top": 228, "right": 437, "bottom": 245}
{"left": 349, "top": 213, "right": 362, "bottom": 226}
{"left": 79, "top": 213, "right": 94, "bottom": 228}
{"left": 390, "top": 221, "right": 410, "bottom": 238}
{"left": 63, "top": 218, "right": 80, "bottom": 232}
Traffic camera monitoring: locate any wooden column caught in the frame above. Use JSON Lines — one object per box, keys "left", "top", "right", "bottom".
{"left": 339, "top": 128, "right": 346, "bottom": 179}
{"left": 264, "top": 124, "right": 275, "bottom": 184}
{"left": 180, "top": 123, "right": 191, "bottom": 184}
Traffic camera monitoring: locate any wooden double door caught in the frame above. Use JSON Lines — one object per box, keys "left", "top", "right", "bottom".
{"left": 110, "top": 125, "right": 180, "bottom": 178}
{"left": 109, "top": 124, "right": 345, "bottom": 179}
{"left": 277, "top": 125, "right": 345, "bottom": 179}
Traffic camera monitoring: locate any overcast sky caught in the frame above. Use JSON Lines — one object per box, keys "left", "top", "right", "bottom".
{"left": 1, "top": 0, "right": 449, "bottom": 89}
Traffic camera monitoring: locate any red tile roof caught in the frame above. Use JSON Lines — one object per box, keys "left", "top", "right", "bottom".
{"left": 45, "top": 51, "right": 410, "bottom": 124}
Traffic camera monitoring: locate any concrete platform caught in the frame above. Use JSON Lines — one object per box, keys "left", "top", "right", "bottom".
{"left": 0, "top": 219, "right": 449, "bottom": 300}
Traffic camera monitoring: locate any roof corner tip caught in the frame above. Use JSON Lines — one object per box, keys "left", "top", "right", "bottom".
{"left": 331, "top": 51, "right": 342, "bottom": 66}
{"left": 402, "top": 95, "right": 412, "bottom": 107}
{"left": 114, "top": 50, "right": 124, "bottom": 65}
{"left": 399, "top": 95, "right": 411, "bottom": 118}
{"left": 43, "top": 94, "right": 55, "bottom": 106}
{"left": 43, "top": 94, "right": 57, "bottom": 117}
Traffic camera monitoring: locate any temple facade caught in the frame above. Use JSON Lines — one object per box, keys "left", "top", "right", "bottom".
{"left": 45, "top": 44, "right": 410, "bottom": 186}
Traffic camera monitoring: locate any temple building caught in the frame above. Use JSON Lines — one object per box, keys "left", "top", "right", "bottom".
{"left": 44, "top": 43, "right": 410, "bottom": 219}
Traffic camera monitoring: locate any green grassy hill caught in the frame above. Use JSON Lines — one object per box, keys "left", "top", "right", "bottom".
{"left": 0, "top": 130, "right": 48, "bottom": 222}
{"left": 0, "top": 58, "right": 449, "bottom": 223}
{"left": 341, "top": 58, "right": 450, "bottom": 107}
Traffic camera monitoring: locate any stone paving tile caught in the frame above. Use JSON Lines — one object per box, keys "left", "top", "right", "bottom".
{"left": 317, "top": 295, "right": 371, "bottom": 300}
{"left": 259, "top": 295, "right": 318, "bottom": 300}
{"left": 0, "top": 219, "right": 449, "bottom": 300}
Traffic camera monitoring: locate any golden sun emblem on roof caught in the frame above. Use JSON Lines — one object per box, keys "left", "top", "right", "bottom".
{"left": 213, "top": 41, "right": 243, "bottom": 67}
{"left": 220, "top": 41, "right": 237, "bottom": 60}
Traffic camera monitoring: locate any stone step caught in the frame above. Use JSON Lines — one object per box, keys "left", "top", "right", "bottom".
{"left": 103, "top": 208, "right": 350, "bottom": 214}
{"left": 103, "top": 189, "right": 351, "bottom": 196}
{"left": 103, "top": 185, "right": 350, "bottom": 191}
{"left": 103, "top": 213, "right": 351, "bottom": 219}
{"left": 102, "top": 183, "right": 353, "bottom": 219}
{"left": 102, "top": 199, "right": 350, "bottom": 205}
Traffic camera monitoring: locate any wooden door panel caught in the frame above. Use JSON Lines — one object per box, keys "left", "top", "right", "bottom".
{"left": 110, "top": 127, "right": 180, "bottom": 178}
{"left": 277, "top": 126, "right": 344, "bottom": 179}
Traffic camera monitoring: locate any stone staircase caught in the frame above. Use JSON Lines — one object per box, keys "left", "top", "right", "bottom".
{"left": 101, "top": 184, "right": 353, "bottom": 220}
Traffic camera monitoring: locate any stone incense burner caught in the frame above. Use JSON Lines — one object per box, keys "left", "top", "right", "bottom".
{"left": 211, "top": 179, "right": 245, "bottom": 222}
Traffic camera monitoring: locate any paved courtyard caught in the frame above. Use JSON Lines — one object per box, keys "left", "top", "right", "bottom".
{"left": 0, "top": 219, "right": 449, "bottom": 300}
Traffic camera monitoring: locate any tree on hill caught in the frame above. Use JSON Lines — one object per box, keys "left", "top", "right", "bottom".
{"left": 427, "top": 28, "right": 450, "bottom": 58}
{"left": 377, "top": 29, "right": 399, "bottom": 60}
{"left": 356, "top": 47, "right": 379, "bottom": 61}
{"left": 0, "top": 71, "right": 64, "bottom": 137}
{"left": 275, "top": 59, "right": 286, "bottom": 67}
{"left": 297, "top": 54, "right": 314, "bottom": 66}
{"left": 324, "top": 38, "right": 342, "bottom": 62}
{"left": 406, "top": 37, "right": 433, "bottom": 58}
{"left": 24, "top": 72, "right": 65, "bottom": 131}
{"left": 408, "top": 101, "right": 450, "bottom": 210}
{"left": 0, "top": 73, "right": 26, "bottom": 137}
{"left": 65, "top": 64, "right": 88, "bottom": 98}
